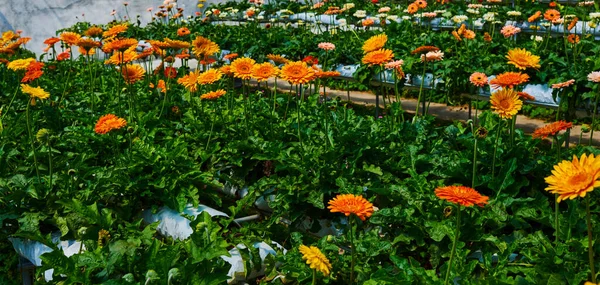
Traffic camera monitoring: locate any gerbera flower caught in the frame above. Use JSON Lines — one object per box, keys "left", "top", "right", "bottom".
{"left": 483, "top": 32, "right": 492, "bottom": 42}
{"left": 200, "top": 89, "right": 226, "bottom": 100}
{"left": 120, "top": 64, "right": 145, "bottom": 84}
{"left": 316, "top": 71, "right": 341, "bottom": 78}
{"left": 267, "top": 54, "right": 289, "bottom": 64}
{"left": 362, "top": 49, "right": 394, "bottom": 66}
{"left": 532, "top": 121, "right": 573, "bottom": 139}
{"left": 21, "top": 61, "right": 44, "bottom": 83}
{"left": 280, "top": 61, "right": 316, "bottom": 85}
{"left": 164, "top": 38, "right": 190, "bottom": 49}
{"left": 318, "top": 42, "right": 335, "bottom": 51}
{"left": 407, "top": 3, "right": 419, "bottom": 14}
{"left": 528, "top": 11, "right": 541, "bottom": 22}
{"left": 197, "top": 68, "right": 223, "bottom": 85}
{"left": 302, "top": 55, "right": 319, "bottom": 65}
{"left": 551, "top": 79, "right": 575, "bottom": 89}
{"left": 567, "top": 17, "right": 578, "bottom": 31}
{"left": 452, "top": 30, "right": 462, "bottom": 41}
{"left": 588, "top": 71, "right": 600, "bottom": 83}
{"left": 95, "top": 114, "right": 127, "bottom": 134}
{"left": 163, "top": 66, "right": 177, "bottom": 79}
{"left": 59, "top": 32, "right": 81, "bottom": 46}
{"left": 57, "top": 51, "right": 70, "bottom": 61}
{"left": 435, "top": 185, "right": 489, "bottom": 207}
{"left": 500, "top": 25, "right": 521, "bottom": 37}
{"left": 299, "top": 245, "right": 332, "bottom": 276}
{"left": 545, "top": 153, "right": 600, "bottom": 202}
{"left": 223, "top": 53, "right": 238, "bottom": 61}
{"left": 421, "top": 50, "right": 444, "bottom": 62}
{"left": 21, "top": 84, "right": 50, "bottom": 100}
{"left": 230, "top": 57, "right": 256, "bottom": 80}
{"left": 191, "top": 36, "right": 220, "bottom": 58}
{"left": 506, "top": 48, "right": 541, "bottom": 70}
{"left": 157, "top": 79, "right": 167, "bottom": 93}
{"left": 415, "top": 0, "right": 427, "bottom": 8}
{"left": 411, "top": 45, "right": 439, "bottom": 55}
{"left": 490, "top": 88, "right": 523, "bottom": 119}
{"left": 489, "top": 72, "right": 529, "bottom": 89}
{"left": 220, "top": 65, "right": 233, "bottom": 76}
{"left": 517, "top": 91, "right": 535, "bottom": 101}
{"left": 177, "top": 70, "right": 201, "bottom": 92}
{"left": 103, "top": 23, "right": 128, "bottom": 38}
{"left": 43, "top": 37, "right": 60, "bottom": 46}
{"left": 177, "top": 27, "right": 190, "bottom": 37}
{"left": 362, "top": 34, "right": 387, "bottom": 53}
{"left": 103, "top": 38, "right": 138, "bottom": 53}
{"left": 469, "top": 72, "right": 488, "bottom": 87}
{"left": 252, "top": 62, "right": 279, "bottom": 82}
{"left": 544, "top": 9, "right": 560, "bottom": 22}
{"left": 384, "top": 60, "right": 404, "bottom": 70}
{"left": 85, "top": 26, "right": 104, "bottom": 38}
{"left": 327, "top": 193, "right": 374, "bottom": 221}
{"left": 77, "top": 38, "right": 101, "bottom": 51}
{"left": 7, "top": 58, "right": 35, "bottom": 71}
{"left": 567, "top": 34, "right": 580, "bottom": 44}
{"left": 362, "top": 18, "right": 375, "bottom": 27}
{"left": 104, "top": 47, "right": 138, "bottom": 65}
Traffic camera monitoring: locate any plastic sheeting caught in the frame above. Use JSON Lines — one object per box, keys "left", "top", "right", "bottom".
{"left": 142, "top": 204, "right": 229, "bottom": 241}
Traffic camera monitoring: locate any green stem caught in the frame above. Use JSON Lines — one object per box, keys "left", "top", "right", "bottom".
{"left": 590, "top": 90, "right": 600, "bottom": 146}
{"left": 48, "top": 141, "right": 53, "bottom": 192}
{"left": 349, "top": 216, "right": 356, "bottom": 284}
{"left": 444, "top": 205, "right": 461, "bottom": 285}
{"left": 414, "top": 61, "right": 427, "bottom": 121}
{"left": 472, "top": 136, "right": 477, "bottom": 188}
{"left": 26, "top": 103, "right": 41, "bottom": 184}
{"left": 586, "top": 195, "right": 597, "bottom": 283}
{"left": 555, "top": 135, "right": 561, "bottom": 244}
{"left": 491, "top": 119, "right": 503, "bottom": 181}
{"left": 2, "top": 86, "right": 20, "bottom": 121}
{"left": 312, "top": 268, "right": 317, "bottom": 285}
{"left": 206, "top": 113, "right": 214, "bottom": 151}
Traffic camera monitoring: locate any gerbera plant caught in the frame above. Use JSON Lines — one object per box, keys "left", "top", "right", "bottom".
{"left": 328, "top": 194, "right": 374, "bottom": 284}
{"left": 435, "top": 185, "right": 489, "bottom": 285}
{"left": 360, "top": 34, "right": 393, "bottom": 118}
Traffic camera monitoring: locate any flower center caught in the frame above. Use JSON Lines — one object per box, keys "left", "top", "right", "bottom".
{"left": 568, "top": 171, "right": 592, "bottom": 191}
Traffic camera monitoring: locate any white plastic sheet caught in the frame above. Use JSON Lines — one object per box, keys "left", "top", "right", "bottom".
{"left": 142, "top": 204, "right": 229, "bottom": 241}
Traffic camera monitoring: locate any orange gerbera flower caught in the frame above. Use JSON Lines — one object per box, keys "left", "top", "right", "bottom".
{"left": 200, "top": 89, "right": 226, "bottom": 100}
{"left": 362, "top": 49, "right": 394, "bottom": 66}
{"left": 177, "top": 27, "right": 191, "bottom": 37}
{"left": 267, "top": 54, "right": 289, "bottom": 64}
{"left": 77, "top": 38, "right": 101, "bottom": 51}
{"left": 327, "top": 194, "right": 374, "bottom": 221}
{"left": 528, "top": 11, "right": 541, "bottom": 23}
{"left": 21, "top": 61, "right": 44, "bottom": 83}
{"left": 411, "top": 45, "right": 439, "bottom": 54}
{"left": 551, "top": 79, "right": 576, "bottom": 89}
{"left": 452, "top": 30, "right": 462, "bottom": 41}
{"left": 435, "top": 185, "right": 489, "bottom": 207}
{"left": 545, "top": 153, "right": 600, "bottom": 202}
{"left": 85, "top": 26, "right": 104, "bottom": 38}
{"left": 567, "top": 34, "right": 580, "bottom": 44}
{"left": 316, "top": 71, "right": 341, "bottom": 78}
{"left": 252, "top": 62, "right": 279, "bottom": 82}
{"left": 506, "top": 48, "right": 541, "bottom": 70}
{"left": 483, "top": 32, "right": 492, "bottom": 42}
{"left": 157, "top": 79, "right": 167, "bottom": 93}
{"left": 177, "top": 70, "right": 201, "bottom": 92}
{"left": 104, "top": 47, "right": 138, "bottom": 65}
{"left": 489, "top": 72, "right": 529, "bottom": 89}
{"left": 164, "top": 38, "right": 190, "bottom": 49}
{"left": 517, "top": 91, "right": 535, "bottom": 101}
{"left": 57, "top": 51, "right": 70, "bottom": 61}
{"left": 280, "top": 61, "right": 316, "bottom": 85}
{"left": 407, "top": 3, "right": 419, "bottom": 14}
{"left": 362, "top": 34, "right": 387, "bottom": 53}
{"left": 120, "top": 64, "right": 145, "bottom": 84}
{"left": 197, "top": 68, "right": 223, "bottom": 85}
{"left": 102, "top": 23, "right": 128, "bottom": 38}
{"left": 415, "top": 0, "right": 427, "bottom": 8}
{"left": 532, "top": 121, "right": 572, "bottom": 139}
{"left": 469, "top": 72, "right": 488, "bottom": 87}
{"left": 490, "top": 88, "right": 523, "bottom": 119}
{"left": 103, "top": 38, "right": 138, "bottom": 53}
{"left": 60, "top": 32, "right": 81, "bottom": 46}
{"left": 44, "top": 37, "right": 60, "bottom": 46}
{"left": 544, "top": 9, "right": 560, "bottom": 22}
{"left": 567, "top": 17, "right": 578, "bottom": 31}
{"left": 223, "top": 53, "right": 238, "bottom": 61}
{"left": 230, "top": 57, "right": 256, "bottom": 80}
{"left": 220, "top": 65, "right": 233, "bottom": 76}
{"left": 95, "top": 114, "right": 127, "bottom": 134}
{"left": 191, "top": 35, "right": 220, "bottom": 58}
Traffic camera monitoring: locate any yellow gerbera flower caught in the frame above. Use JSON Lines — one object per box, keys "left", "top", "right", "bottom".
{"left": 506, "top": 48, "right": 540, "bottom": 70}
{"left": 545, "top": 154, "right": 600, "bottom": 202}
{"left": 490, "top": 88, "right": 523, "bottom": 119}
{"left": 299, "top": 245, "right": 332, "bottom": 275}
{"left": 21, "top": 84, "right": 50, "bottom": 100}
